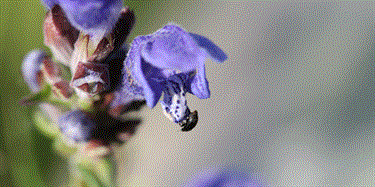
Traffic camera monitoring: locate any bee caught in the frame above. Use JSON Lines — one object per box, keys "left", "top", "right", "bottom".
{"left": 179, "top": 110, "right": 198, "bottom": 132}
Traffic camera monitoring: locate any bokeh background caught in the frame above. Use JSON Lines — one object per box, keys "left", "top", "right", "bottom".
{"left": 1, "top": 1, "right": 375, "bottom": 186}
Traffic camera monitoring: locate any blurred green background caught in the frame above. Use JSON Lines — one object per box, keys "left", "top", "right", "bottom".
{"left": 1, "top": 1, "right": 375, "bottom": 186}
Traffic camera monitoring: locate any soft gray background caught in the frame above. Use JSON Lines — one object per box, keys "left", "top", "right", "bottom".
{"left": 116, "top": 2, "right": 375, "bottom": 186}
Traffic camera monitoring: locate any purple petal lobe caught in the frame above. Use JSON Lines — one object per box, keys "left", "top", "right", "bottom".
{"left": 110, "top": 44, "right": 145, "bottom": 110}
{"left": 22, "top": 50, "right": 46, "bottom": 92}
{"left": 123, "top": 36, "right": 163, "bottom": 108}
{"left": 120, "top": 24, "right": 227, "bottom": 109}
{"left": 137, "top": 60, "right": 164, "bottom": 108}
{"left": 190, "top": 64, "right": 210, "bottom": 99}
{"left": 189, "top": 33, "right": 227, "bottom": 63}
{"left": 57, "top": 0, "right": 123, "bottom": 39}
{"left": 141, "top": 24, "right": 204, "bottom": 73}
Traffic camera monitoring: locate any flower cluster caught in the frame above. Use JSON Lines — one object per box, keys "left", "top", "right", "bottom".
{"left": 21, "top": 0, "right": 227, "bottom": 185}
{"left": 22, "top": 0, "right": 226, "bottom": 150}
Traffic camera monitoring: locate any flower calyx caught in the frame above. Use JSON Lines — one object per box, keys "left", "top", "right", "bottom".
{"left": 71, "top": 62, "right": 110, "bottom": 98}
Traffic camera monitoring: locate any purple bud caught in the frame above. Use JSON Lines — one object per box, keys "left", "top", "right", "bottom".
{"left": 58, "top": 110, "right": 95, "bottom": 143}
{"left": 22, "top": 50, "right": 46, "bottom": 92}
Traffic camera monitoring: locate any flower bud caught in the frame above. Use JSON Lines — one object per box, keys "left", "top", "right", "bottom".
{"left": 22, "top": 50, "right": 46, "bottom": 92}
{"left": 58, "top": 110, "right": 95, "bottom": 143}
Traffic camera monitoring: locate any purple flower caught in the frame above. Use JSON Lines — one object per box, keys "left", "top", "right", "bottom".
{"left": 114, "top": 24, "right": 227, "bottom": 125}
{"left": 41, "top": 0, "right": 123, "bottom": 40}
{"left": 184, "top": 168, "right": 262, "bottom": 187}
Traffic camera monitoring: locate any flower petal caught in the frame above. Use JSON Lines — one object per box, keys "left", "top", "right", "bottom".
{"left": 56, "top": 0, "right": 123, "bottom": 40}
{"left": 124, "top": 36, "right": 163, "bottom": 108}
{"left": 137, "top": 60, "right": 164, "bottom": 108}
{"left": 190, "top": 63, "right": 210, "bottom": 99}
{"left": 22, "top": 50, "right": 46, "bottom": 92}
{"left": 189, "top": 33, "right": 227, "bottom": 63}
{"left": 141, "top": 24, "right": 205, "bottom": 73}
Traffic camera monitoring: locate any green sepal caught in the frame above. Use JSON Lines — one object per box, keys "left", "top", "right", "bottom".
{"left": 77, "top": 164, "right": 106, "bottom": 187}
{"left": 94, "top": 156, "right": 115, "bottom": 187}
{"left": 20, "top": 85, "right": 73, "bottom": 110}
{"left": 33, "top": 109, "right": 59, "bottom": 138}
{"left": 53, "top": 135, "right": 78, "bottom": 158}
{"left": 75, "top": 152, "right": 115, "bottom": 187}
{"left": 20, "top": 85, "right": 52, "bottom": 105}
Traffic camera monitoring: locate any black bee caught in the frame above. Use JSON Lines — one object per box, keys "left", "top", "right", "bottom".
{"left": 179, "top": 110, "right": 198, "bottom": 132}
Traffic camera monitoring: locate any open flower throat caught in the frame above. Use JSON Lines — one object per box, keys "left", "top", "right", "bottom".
{"left": 22, "top": 0, "right": 227, "bottom": 146}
